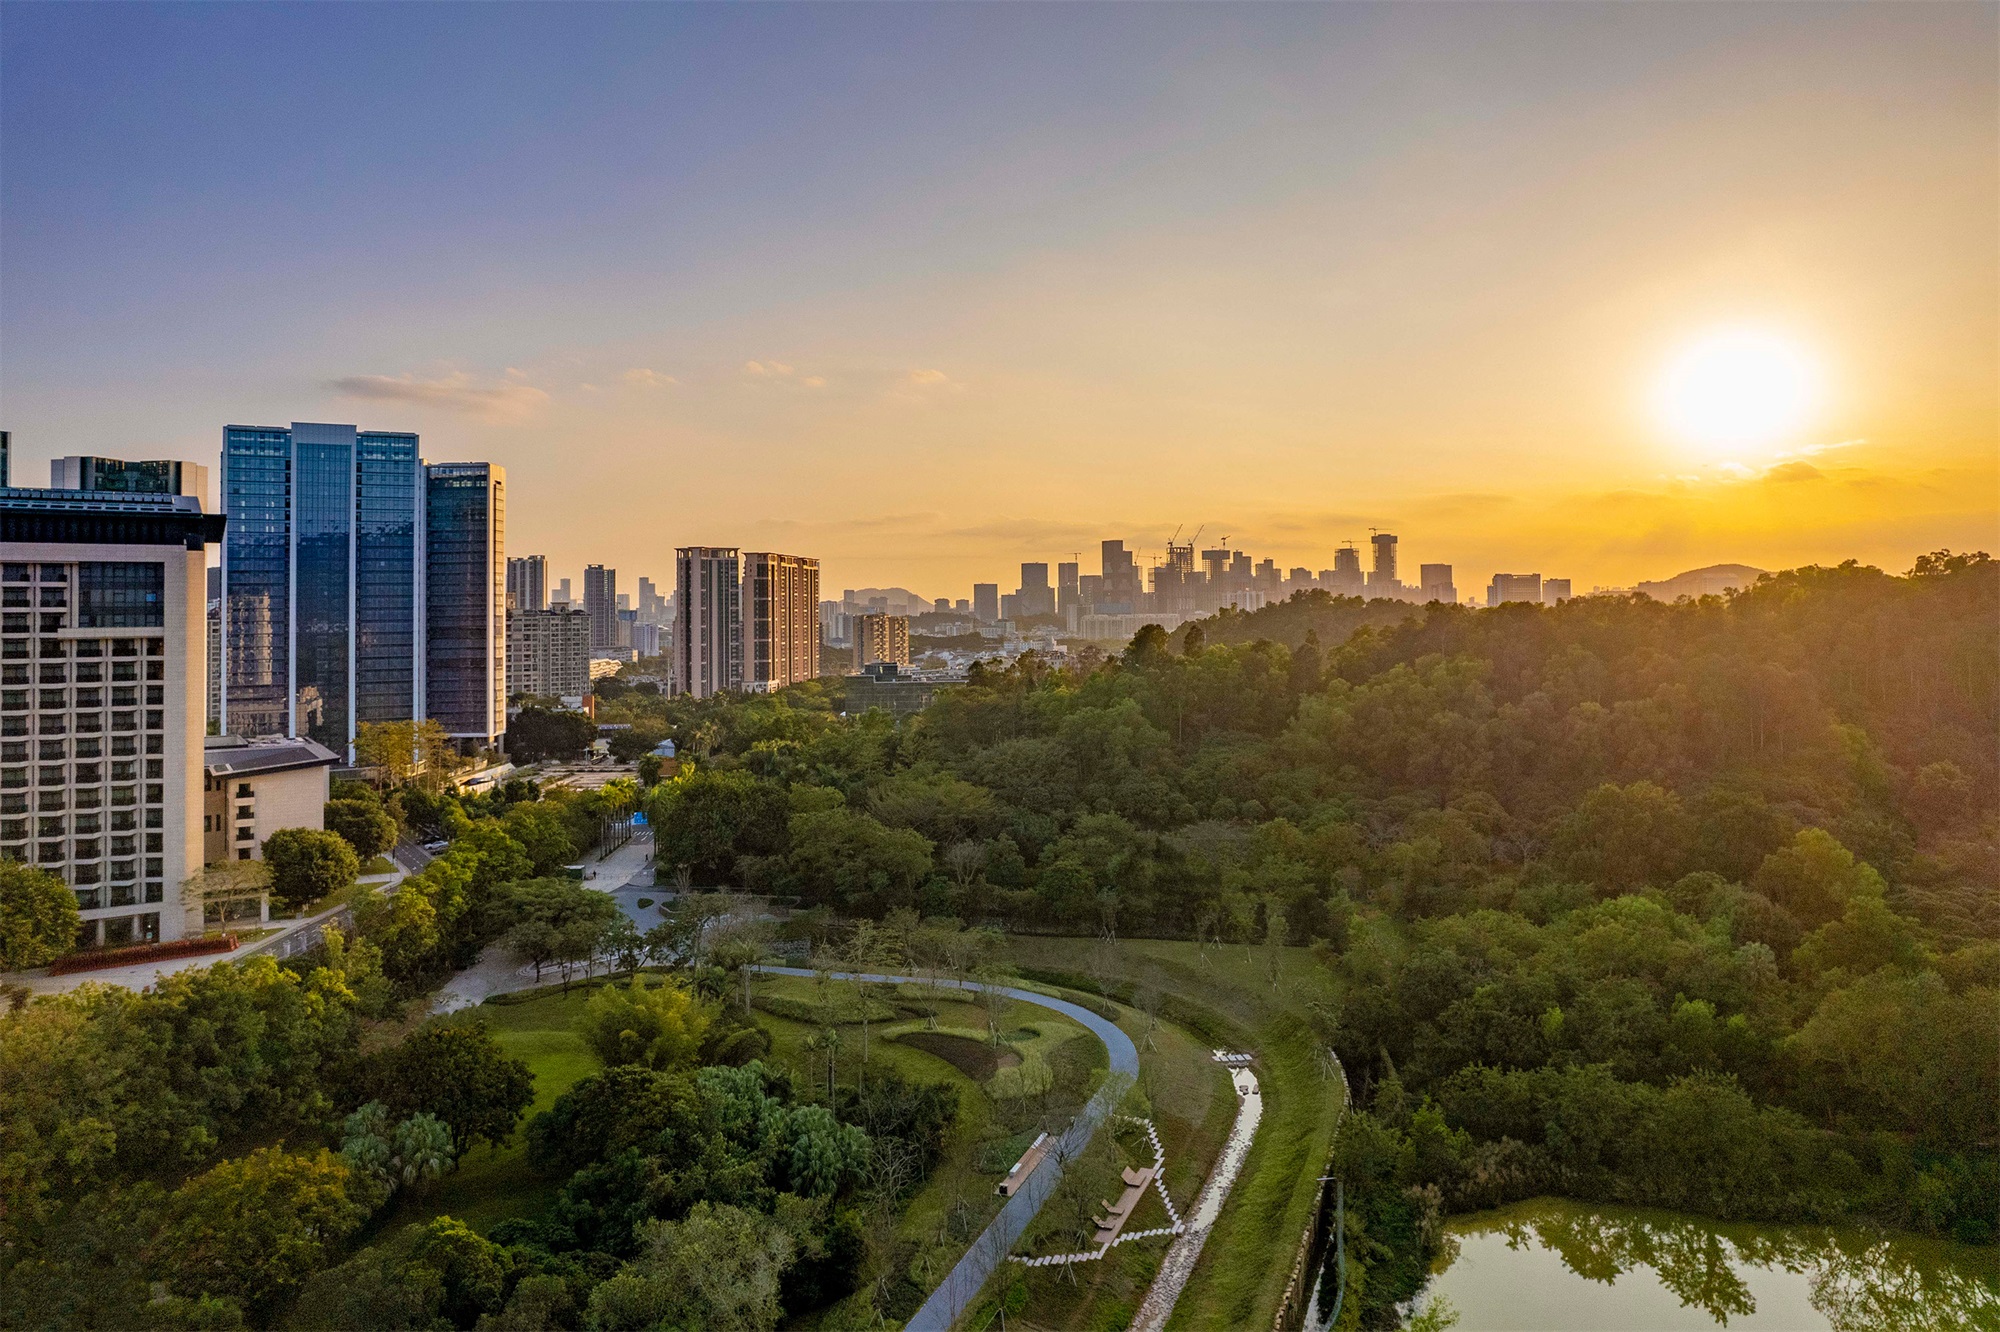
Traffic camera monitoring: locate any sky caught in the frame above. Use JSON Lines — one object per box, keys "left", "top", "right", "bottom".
{"left": 3, "top": 2, "right": 1994, "bottom": 602}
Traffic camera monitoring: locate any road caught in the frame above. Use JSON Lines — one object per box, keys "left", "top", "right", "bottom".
{"left": 751, "top": 965, "right": 1139, "bottom": 1332}
{"left": 433, "top": 830, "right": 659, "bottom": 1013}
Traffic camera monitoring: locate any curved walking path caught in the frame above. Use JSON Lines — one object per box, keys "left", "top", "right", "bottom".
{"left": 1130, "top": 1065, "right": 1264, "bottom": 1332}
{"left": 751, "top": 966, "right": 1138, "bottom": 1332}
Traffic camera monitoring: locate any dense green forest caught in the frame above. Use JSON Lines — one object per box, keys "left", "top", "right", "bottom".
{"left": 1, "top": 554, "right": 1992, "bottom": 1330}
{"left": 623, "top": 553, "right": 1998, "bottom": 1319}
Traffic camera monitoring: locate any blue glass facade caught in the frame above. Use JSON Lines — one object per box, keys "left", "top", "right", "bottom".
{"left": 221, "top": 423, "right": 426, "bottom": 752}
{"left": 291, "top": 424, "right": 354, "bottom": 749}
{"left": 355, "top": 432, "right": 421, "bottom": 727}
{"left": 424, "top": 463, "right": 505, "bottom": 744}
{"left": 220, "top": 427, "right": 292, "bottom": 739}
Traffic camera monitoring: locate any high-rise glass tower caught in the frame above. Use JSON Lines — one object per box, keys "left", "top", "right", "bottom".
{"left": 220, "top": 423, "right": 425, "bottom": 752}
{"left": 425, "top": 463, "right": 506, "bottom": 747}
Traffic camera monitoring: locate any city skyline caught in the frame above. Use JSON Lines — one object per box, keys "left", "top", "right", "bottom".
{"left": 3, "top": 4, "right": 1991, "bottom": 596}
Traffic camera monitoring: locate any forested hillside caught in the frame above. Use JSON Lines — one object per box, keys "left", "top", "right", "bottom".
{"left": 630, "top": 554, "right": 1997, "bottom": 1319}
{"left": 1, "top": 554, "right": 1990, "bottom": 1331}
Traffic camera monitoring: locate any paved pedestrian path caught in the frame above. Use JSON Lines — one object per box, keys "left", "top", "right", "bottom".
{"left": 8, "top": 881, "right": 390, "bottom": 997}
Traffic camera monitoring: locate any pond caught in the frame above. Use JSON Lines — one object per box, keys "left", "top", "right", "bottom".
{"left": 1416, "top": 1198, "right": 2000, "bottom": 1332}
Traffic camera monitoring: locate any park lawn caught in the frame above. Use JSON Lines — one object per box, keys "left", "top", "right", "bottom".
{"left": 389, "top": 986, "right": 603, "bottom": 1234}
{"left": 1004, "top": 938, "right": 1345, "bottom": 1332}
{"left": 746, "top": 971, "right": 1132, "bottom": 1325}
{"left": 360, "top": 855, "right": 398, "bottom": 876}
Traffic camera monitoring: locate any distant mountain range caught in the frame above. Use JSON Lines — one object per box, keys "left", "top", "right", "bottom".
{"left": 1634, "top": 563, "right": 1766, "bottom": 601}
{"left": 834, "top": 586, "right": 939, "bottom": 615}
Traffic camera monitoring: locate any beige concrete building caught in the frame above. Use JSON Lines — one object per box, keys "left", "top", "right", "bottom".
{"left": 507, "top": 607, "right": 592, "bottom": 700}
{"left": 854, "top": 612, "right": 910, "bottom": 668}
{"left": 201, "top": 735, "right": 339, "bottom": 866}
{"left": 742, "top": 551, "right": 819, "bottom": 693}
{"left": 0, "top": 488, "right": 222, "bottom": 946}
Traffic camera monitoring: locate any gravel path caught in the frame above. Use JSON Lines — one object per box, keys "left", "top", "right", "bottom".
{"left": 749, "top": 965, "right": 1139, "bottom": 1332}
{"left": 1129, "top": 1065, "right": 1264, "bottom": 1332}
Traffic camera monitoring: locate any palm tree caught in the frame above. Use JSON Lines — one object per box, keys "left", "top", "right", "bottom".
{"left": 392, "top": 1114, "right": 455, "bottom": 1192}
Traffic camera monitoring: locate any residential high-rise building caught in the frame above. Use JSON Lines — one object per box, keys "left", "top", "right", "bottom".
{"left": 1488, "top": 573, "right": 1543, "bottom": 606}
{"left": 220, "top": 423, "right": 424, "bottom": 751}
{"left": 1017, "top": 563, "right": 1054, "bottom": 618}
{"left": 854, "top": 612, "right": 910, "bottom": 668}
{"left": 507, "top": 555, "right": 547, "bottom": 612}
{"left": 1543, "top": 578, "right": 1572, "bottom": 604}
{"left": 1, "top": 485, "right": 225, "bottom": 946}
{"left": 51, "top": 457, "right": 209, "bottom": 503}
{"left": 1056, "top": 562, "right": 1080, "bottom": 619}
{"left": 583, "top": 565, "right": 618, "bottom": 649}
{"left": 675, "top": 548, "right": 741, "bottom": 699}
{"left": 425, "top": 463, "right": 506, "bottom": 749}
{"left": 552, "top": 577, "right": 573, "bottom": 607}
{"left": 742, "top": 551, "right": 819, "bottom": 692}
{"left": 1419, "top": 564, "right": 1457, "bottom": 605}
{"left": 972, "top": 583, "right": 999, "bottom": 623}
{"left": 507, "top": 608, "right": 591, "bottom": 700}
{"left": 0, "top": 431, "right": 9, "bottom": 487}
{"left": 632, "top": 621, "right": 664, "bottom": 658}
{"left": 1368, "top": 533, "right": 1399, "bottom": 593}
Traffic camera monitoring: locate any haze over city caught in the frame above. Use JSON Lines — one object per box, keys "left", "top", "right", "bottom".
{"left": 3, "top": 3, "right": 1993, "bottom": 598}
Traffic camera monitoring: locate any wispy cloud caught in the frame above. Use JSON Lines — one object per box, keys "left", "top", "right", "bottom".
{"left": 327, "top": 371, "right": 549, "bottom": 421}
{"left": 1762, "top": 461, "right": 1826, "bottom": 484}
{"left": 623, "top": 368, "right": 677, "bottom": 389}
{"left": 742, "top": 360, "right": 826, "bottom": 389}
{"left": 903, "top": 368, "right": 957, "bottom": 389}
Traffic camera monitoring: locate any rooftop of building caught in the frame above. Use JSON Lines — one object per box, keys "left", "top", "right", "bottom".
{"left": 1, "top": 485, "right": 228, "bottom": 547}
{"left": 203, "top": 734, "right": 342, "bottom": 777}
{"left": 0, "top": 487, "right": 206, "bottom": 513}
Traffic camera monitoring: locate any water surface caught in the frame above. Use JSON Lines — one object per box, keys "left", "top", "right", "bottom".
{"left": 1420, "top": 1198, "right": 2000, "bottom": 1331}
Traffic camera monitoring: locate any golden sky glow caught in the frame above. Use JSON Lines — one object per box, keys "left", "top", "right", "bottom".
{"left": 4, "top": 4, "right": 1995, "bottom": 597}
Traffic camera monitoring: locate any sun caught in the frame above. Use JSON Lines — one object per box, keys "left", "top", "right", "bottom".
{"left": 1654, "top": 329, "right": 1821, "bottom": 459}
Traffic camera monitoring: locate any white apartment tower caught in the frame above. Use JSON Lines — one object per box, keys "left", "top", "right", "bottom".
{"left": 0, "top": 488, "right": 222, "bottom": 946}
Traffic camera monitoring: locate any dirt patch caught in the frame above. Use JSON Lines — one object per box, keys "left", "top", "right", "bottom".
{"left": 898, "top": 1030, "right": 1022, "bottom": 1080}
